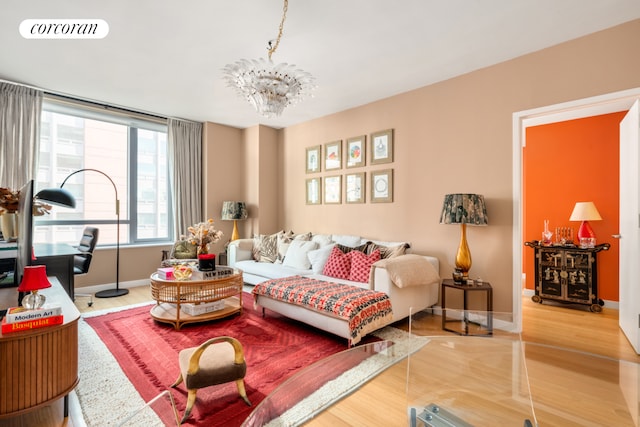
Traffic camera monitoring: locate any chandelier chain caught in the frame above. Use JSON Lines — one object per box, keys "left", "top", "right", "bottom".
{"left": 267, "top": 0, "right": 288, "bottom": 60}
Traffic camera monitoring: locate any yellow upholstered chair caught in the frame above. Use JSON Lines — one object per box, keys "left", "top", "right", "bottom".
{"left": 171, "top": 336, "right": 251, "bottom": 424}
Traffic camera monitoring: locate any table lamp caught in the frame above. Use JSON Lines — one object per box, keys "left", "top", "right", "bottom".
{"left": 439, "top": 194, "right": 488, "bottom": 280}
{"left": 18, "top": 265, "right": 52, "bottom": 309}
{"left": 221, "top": 201, "right": 248, "bottom": 241}
{"left": 569, "top": 201, "right": 602, "bottom": 241}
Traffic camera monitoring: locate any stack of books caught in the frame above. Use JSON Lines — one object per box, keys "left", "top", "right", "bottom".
{"left": 1, "top": 305, "right": 63, "bottom": 334}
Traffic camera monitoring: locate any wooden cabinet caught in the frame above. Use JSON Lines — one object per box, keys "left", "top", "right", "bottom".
{"left": 0, "top": 278, "right": 79, "bottom": 418}
{"left": 525, "top": 241, "right": 609, "bottom": 312}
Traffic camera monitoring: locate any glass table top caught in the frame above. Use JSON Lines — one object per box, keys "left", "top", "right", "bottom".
{"left": 242, "top": 313, "right": 639, "bottom": 427}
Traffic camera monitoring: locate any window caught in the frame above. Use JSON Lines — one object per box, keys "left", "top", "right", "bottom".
{"left": 35, "top": 98, "right": 171, "bottom": 246}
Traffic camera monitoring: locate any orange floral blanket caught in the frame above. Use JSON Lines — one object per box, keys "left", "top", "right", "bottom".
{"left": 253, "top": 275, "right": 393, "bottom": 344}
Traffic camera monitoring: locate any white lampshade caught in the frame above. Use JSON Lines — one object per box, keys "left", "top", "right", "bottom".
{"left": 569, "top": 202, "right": 602, "bottom": 222}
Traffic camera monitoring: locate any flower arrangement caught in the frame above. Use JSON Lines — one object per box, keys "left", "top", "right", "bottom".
{"left": 0, "top": 187, "right": 52, "bottom": 216}
{"left": 0, "top": 188, "right": 19, "bottom": 214}
{"left": 185, "top": 219, "right": 223, "bottom": 255}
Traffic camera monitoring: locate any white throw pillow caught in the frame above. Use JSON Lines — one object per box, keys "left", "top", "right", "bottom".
{"left": 311, "top": 233, "right": 333, "bottom": 247}
{"left": 307, "top": 243, "right": 336, "bottom": 274}
{"left": 331, "top": 234, "right": 362, "bottom": 247}
{"left": 282, "top": 240, "right": 318, "bottom": 270}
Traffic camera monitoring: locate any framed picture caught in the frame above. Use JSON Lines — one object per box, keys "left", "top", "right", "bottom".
{"left": 324, "top": 140, "right": 342, "bottom": 171}
{"left": 323, "top": 175, "right": 342, "bottom": 204}
{"left": 371, "top": 169, "right": 393, "bottom": 203}
{"left": 370, "top": 129, "right": 394, "bottom": 165}
{"left": 306, "top": 177, "right": 321, "bottom": 205}
{"left": 305, "top": 145, "right": 321, "bottom": 173}
{"left": 346, "top": 135, "right": 366, "bottom": 168}
{"left": 345, "top": 172, "right": 365, "bottom": 204}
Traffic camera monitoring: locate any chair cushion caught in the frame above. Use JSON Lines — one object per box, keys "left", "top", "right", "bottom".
{"left": 179, "top": 342, "right": 246, "bottom": 390}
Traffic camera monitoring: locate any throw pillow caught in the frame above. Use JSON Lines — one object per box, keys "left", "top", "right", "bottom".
{"left": 259, "top": 232, "right": 281, "bottom": 263}
{"left": 275, "top": 231, "right": 296, "bottom": 264}
{"left": 336, "top": 242, "right": 370, "bottom": 254}
{"left": 322, "top": 246, "right": 351, "bottom": 280}
{"left": 331, "top": 234, "right": 362, "bottom": 247}
{"left": 365, "top": 242, "right": 410, "bottom": 259}
{"left": 282, "top": 240, "right": 318, "bottom": 270}
{"left": 349, "top": 249, "right": 381, "bottom": 283}
{"left": 307, "top": 243, "right": 336, "bottom": 274}
{"left": 311, "top": 233, "right": 333, "bottom": 247}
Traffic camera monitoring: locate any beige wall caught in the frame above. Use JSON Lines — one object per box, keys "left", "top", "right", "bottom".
{"left": 79, "top": 19, "right": 640, "bottom": 314}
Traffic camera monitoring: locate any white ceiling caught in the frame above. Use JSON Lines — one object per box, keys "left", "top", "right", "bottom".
{"left": 2, "top": 0, "right": 640, "bottom": 129}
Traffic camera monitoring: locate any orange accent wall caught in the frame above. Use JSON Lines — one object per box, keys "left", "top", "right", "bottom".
{"left": 523, "top": 112, "right": 624, "bottom": 301}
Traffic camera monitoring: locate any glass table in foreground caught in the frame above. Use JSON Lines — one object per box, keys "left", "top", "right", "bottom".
{"left": 242, "top": 319, "right": 639, "bottom": 426}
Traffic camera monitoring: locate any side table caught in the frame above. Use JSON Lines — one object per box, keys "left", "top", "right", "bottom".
{"left": 441, "top": 278, "right": 493, "bottom": 336}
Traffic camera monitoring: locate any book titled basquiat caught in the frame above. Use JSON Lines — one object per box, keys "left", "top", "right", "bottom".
{"left": 3, "top": 305, "right": 62, "bottom": 323}
{"left": 1, "top": 314, "right": 64, "bottom": 333}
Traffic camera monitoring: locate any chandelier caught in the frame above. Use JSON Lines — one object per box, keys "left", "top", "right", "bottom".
{"left": 223, "top": 0, "right": 315, "bottom": 118}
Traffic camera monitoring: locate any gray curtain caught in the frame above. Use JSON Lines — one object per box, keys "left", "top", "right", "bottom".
{"left": 167, "top": 118, "right": 203, "bottom": 239}
{"left": 0, "top": 82, "right": 43, "bottom": 188}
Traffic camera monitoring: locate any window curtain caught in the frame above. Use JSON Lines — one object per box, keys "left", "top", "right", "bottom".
{"left": 167, "top": 118, "right": 203, "bottom": 239}
{"left": 0, "top": 82, "right": 43, "bottom": 188}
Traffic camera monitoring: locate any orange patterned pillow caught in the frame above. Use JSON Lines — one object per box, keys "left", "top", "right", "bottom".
{"left": 349, "top": 249, "right": 381, "bottom": 283}
{"left": 322, "top": 246, "right": 351, "bottom": 280}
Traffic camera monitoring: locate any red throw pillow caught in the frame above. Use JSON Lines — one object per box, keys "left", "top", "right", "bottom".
{"left": 349, "top": 249, "right": 381, "bottom": 283}
{"left": 322, "top": 246, "right": 351, "bottom": 280}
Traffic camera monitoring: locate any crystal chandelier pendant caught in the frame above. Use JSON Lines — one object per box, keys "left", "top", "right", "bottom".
{"left": 223, "top": 58, "right": 315, "bottom": 118}
{"left": 222, "top": 0, "right": 315, "bottom": 118}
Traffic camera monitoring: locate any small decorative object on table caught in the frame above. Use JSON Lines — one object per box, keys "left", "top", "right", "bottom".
{"left": 198, "top": 253, "right": 216, "bottom": 271}
{"left": 452, "top": 268, "right": 464, "bottom": 284}
{"left": 17, "top": 265, "right": 52, "bottom": 309}
{"left": 541, "top": 219, "right": 553, "bottom": 246}
{"left": 185, "top": 218, "right": 224, "bottom": 256}
{"left": 173, "top": 265, "right": 193, "bottom": 281}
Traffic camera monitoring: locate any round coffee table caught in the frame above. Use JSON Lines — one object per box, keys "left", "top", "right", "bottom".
{"left": 149, "top": 268, "right": 243, "bottom": 330}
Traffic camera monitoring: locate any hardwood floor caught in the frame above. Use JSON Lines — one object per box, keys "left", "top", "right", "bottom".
{"left": 2, "top": 286, "right": 638, "bottom": 426}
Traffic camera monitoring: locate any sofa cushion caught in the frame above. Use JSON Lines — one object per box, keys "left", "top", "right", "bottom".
{"left": 336, "top": 242, "right": 370, "bottom": 254}
{"left": 235, "top": 260, "right": 311, "bottom": 280}
{"left": 331, "top": 234, "right": 362, "bottom": 247}
{"left": 349, "top": 249, "right": 381, "bottom": 283}
{"left": 275, "top": 231, "right": 295, "bottom": 263}
{"left": 322, "top": 246, "right": 351, "bottom": 280}
{"left": 366, "top": 242, "right": 410, "bottom": 259}
{"left": 307, "top": 243, "right": 336, "bottom": 274}
{"left": 311, "top": 233, "right": 333, "bottom": 247}
{"left": 283, "top": 240, "right": 318, "bottom": 270}
{"left": 252, "top": 231, "right": 284, "bottom": 263}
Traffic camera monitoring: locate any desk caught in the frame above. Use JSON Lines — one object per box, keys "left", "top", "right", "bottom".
{"left": 34, "top": 243, "right": 81, "bottom": 300}
{"left": 0, "top": 277, "right": 80, "bottom": 419}
{"left": 0, "top": 243, "right": 80, "bottom": 300}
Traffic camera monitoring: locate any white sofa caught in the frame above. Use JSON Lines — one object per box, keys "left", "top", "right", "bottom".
{"left": 227, "top": 233, "right": 440, "bottom": 342}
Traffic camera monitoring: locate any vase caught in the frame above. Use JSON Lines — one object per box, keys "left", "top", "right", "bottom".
{"left": 197, "top": 243, "right": 209, "bottom": 256}
{"left": 1, "top": 213, "right": 17, "bottom": 241}
{"left": 198, "top": 253, "right": 216, "bottom": 271}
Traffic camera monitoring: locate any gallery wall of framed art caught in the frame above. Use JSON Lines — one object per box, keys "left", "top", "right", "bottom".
{"left": 304, "top": 128, "right": 394, "bottom": 204}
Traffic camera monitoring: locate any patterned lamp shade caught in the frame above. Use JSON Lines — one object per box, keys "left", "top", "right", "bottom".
{"left": 439, "top": 194, "right": 488, "bottom": 226}
{"left": 221, "top": 201, "right": 248, "bottom": 221}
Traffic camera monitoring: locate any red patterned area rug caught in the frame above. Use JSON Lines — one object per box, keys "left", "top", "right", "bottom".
{"left": 84, "top": 293, "right": 379, "bottom": 426}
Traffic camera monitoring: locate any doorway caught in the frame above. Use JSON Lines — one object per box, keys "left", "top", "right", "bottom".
{"left": 511, "top": 87, "right": 640, "bottom": 332}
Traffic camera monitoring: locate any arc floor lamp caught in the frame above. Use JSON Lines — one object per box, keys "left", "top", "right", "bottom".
{"left": 35, "top": 168, "right": 128, "bottom": 298}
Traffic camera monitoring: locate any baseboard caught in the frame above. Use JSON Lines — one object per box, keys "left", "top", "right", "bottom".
{"left": 75, "top": 279, "right": 149, "bottom": 295}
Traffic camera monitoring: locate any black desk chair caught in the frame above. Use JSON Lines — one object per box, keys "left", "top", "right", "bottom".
{"left": 74, "top": 227, "right": 99, "bottom": 306}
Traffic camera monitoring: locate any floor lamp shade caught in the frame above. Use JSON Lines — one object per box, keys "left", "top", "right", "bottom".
{"left": 439, "top": 194, "right": 488, "bottom": 279}
{"left": 221, "top": 201, "right": 248, "bottom": 241}
{"left": 569, "top": 201, "right": 602, "bottom": 240}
